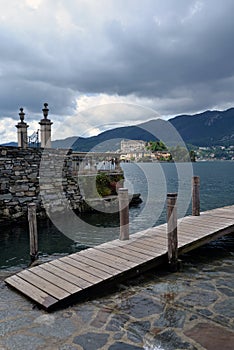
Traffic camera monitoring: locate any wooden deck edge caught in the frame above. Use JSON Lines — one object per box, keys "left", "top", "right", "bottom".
{"left": 5, "top": 252, "right": 168, "bottom": 311}
{"left": 178, "top": 224, "right": 234, "bottom": 255}
{"left": 51, "top": 252, "right": 168, "bottom": 312}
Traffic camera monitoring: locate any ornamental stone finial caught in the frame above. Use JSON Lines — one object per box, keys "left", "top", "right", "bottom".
{"left": 42, "top": 103, "right": 49, "bottom": 119}
{"left": 19, "top": 107, "right": 25, "bottom": 122}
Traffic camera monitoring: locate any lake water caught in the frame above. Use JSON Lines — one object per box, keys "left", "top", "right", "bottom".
{"left": 1, "top": 161, "right": 234, "bottom": 269}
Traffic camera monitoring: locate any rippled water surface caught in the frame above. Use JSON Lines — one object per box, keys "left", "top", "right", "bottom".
{"left": 1, "top": 161, "right": 234, "bottom": 268}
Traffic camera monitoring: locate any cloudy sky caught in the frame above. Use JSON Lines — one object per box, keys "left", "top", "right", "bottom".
{"left": 1, "top": 0, "right": 234, "bottom": 143}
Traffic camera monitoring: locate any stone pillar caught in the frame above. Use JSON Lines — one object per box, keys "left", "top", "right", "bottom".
{"left": 39, "top": 103, "right": 53, "bottom": 148}
{"left": 15, "top": 108, "right": 29, "bottom": 148}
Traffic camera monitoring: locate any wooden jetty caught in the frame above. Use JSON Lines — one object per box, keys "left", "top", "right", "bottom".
{"left": 5, "top": 205, "right": 234, "bottom": 311}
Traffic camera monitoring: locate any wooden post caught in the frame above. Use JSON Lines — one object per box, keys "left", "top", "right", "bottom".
{"left": 167, "top": 193, "right": 178, "bottom": 271}
{"left": 192, "top": 176, "right": 200, "bottom": 216}
{"left": 118, "top": 188, "right": 129, "bottom": 240}
{"left": 28, "top": 203, "right": 38, "bottom": 263}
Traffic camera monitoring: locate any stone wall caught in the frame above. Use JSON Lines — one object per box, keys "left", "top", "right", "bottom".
{"left": 0, "top": 146, "right": 123, "bottom": 224}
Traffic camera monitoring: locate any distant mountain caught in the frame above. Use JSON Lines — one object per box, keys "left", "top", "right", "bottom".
{"left": 170, "top": 108, "right": 234, "bottom": 146}
{"left": 70, "top": 124, "right": 163, "bottom": 151}
{"left": 1, "top": 142, "right": 18, "bottom": 147}
{"left": 2, "top": 108, "right": 233, "bottom": 150}
{"left": 52, "top": 136, "right": 83, "bottom": 149}
{"left": 60, "top": 107, "right": 234, "bottom": 151}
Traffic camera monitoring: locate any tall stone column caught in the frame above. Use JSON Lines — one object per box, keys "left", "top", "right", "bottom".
{"left": 15, "top": 108, "right": 29, "bottom": 148}
{"left": 39, "top": 103, "right": 53, "bottom": 148}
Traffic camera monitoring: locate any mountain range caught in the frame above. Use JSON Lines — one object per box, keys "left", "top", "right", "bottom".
{"left": 53, "top": 107, "right": 234, "bottom": 151}
{"left": 2, "top": 108, "right": 234, "bottom": 150}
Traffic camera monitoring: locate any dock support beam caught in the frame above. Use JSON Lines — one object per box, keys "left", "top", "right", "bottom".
{"left": 118, "top": 188, "right": 129, "bottom": 240}
{"left": 192, "top": 176, "right": 200, "bottom": 216}
{"left": 28, "top": 203, "right": 38, "bottom": 263}
{"left": 167, "top": 193, "right": 178, "bottom": 271}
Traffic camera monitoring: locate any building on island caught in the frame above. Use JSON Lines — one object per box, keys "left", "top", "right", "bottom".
{"left": 121, "top": 139, "right": 146, "bottom": 153}
{"left": 120, "top": 139, "right": 150, "bottom": 161}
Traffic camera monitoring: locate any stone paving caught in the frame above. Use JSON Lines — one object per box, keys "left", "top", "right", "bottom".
{"left": 0, "top": 234, "right": 233, "bottom": 350}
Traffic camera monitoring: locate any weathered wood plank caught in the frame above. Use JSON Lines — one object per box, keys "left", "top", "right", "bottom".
{"left": 73, "top": 254, "right": 122, "bottom": 274}
{"left": 52, "top": 256, "right": 101, "bottom": 282}
{"left": 39, "top": 263, "right": 83, "bottom": 290}
{"left": 103, "top": 240, "right": 157, "bottom": 257}
{"left": 58, "top": 257, "right": 103, "bottom": 284}
{"left": 84, "top": 248, "right": 137, "bottom": 269}
{"left": 97, "top": 245, "right": 148, "bottom": 263}
{"left": 64, "top": 255, "right": 113, "bottom": 279}
{"left": 128, "top": 239, "right": 166, "bottom": 253}
{"left": 49, "top": 260, "right": 92, "bottom": 289}
{"left": 132, "top": 237, "right": 167, "bottom": 251}
{"left": 30, "top": 266, "right": 81, "bottom": 294}
{"left": 5, "top": 275, "right": 58, "bottom": 308}
{"left": 17, "top": 270, "right": 70, "bottom": 300}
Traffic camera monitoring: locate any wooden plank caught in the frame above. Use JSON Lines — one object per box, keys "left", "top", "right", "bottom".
{"left": 180, "top": 225, "right": 219, "bottom": 236}
{"left": 52, "top": 257, "right": 102, "bottom": 284}
{"left": 97, "top": 244, "right": 147, "bottom": 263}
{"left": 30, "top": 266, "right": 81, "bottom": 294}
{"left": 202, "top": 207, "right": 234, "bottom": 219}
{"left": 39, "top": 263, "right": 84, "bottom": 290}
{"left": 116, "top": 244, "right": 156, "bottom": 258}
{"left": 73, "top": 254, "right": 122, "bottom": 274}
{"left": 184, "top": 218, "right": 234, "bottom": 228}
{"left": 132, "top": 234, "right": 167, "bottom": 248}
{"left": 181, "top": 216, "right": 233, "bottom": 227}
{"left": 205, "top": 208, "right": 234, "bottom": 217}
{"left": 178, "top": 223, "right": 221, "bottom": 237}
{"left": 5, "top": 275, "right": 58, "bottom": 308}
{"left": 64, "top": 255, "right": 113, "bottom": 279}
{"left": 49, "top": 260, "right": 92, "bottom": 289}
{"left": 83, "top": 248, "right": 137, "bottom": 269}
{"left": 179, "top": 225, "right": 234, "bottom": 255}
{"left": 97, "top": 245, "right": 150, "bottom": 263}
{"left": 143, "top": 235, "right": 168, "bottom": 248}
{"left": 60, "top": 256, "right": 106, "bottom": 283}
{"left": 82, "top": 247, "right": 138, "bottom": 268}
{"left": 132, "top": 236, "right": 167, "bottom": 251}
{"left": 17, "top": 270, "right": 70, "bottom": 300}
{"left": 104, "top": 240, "right": 157, "bottom": 257}
{"left": 128, "top": 239, "right": 166, "bottom": 253}
{"left": 178, "top": 221, "right": 220, "bottom": 231}
{"left": 178, "top": 231, "right": 204, "bottom": 241}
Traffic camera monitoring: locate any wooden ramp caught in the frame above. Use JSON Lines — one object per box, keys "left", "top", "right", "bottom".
{"left": 5, "top": 205, "right": 234, "bottom": 311}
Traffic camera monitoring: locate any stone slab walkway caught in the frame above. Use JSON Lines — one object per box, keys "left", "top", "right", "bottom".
{"left": 0, "top": 234, "right": 233, "bottom": 350}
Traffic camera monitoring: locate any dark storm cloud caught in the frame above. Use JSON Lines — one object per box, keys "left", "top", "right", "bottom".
{"left": 0, "top": 0, "right": 234, "bottom": 124}
{"left": 77, "top": 0, "right": 234, "bottom": 99}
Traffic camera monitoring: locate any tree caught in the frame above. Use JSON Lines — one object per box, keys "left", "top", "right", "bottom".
{"left": 147, "top": 140, "right": 168, "bottom": 152}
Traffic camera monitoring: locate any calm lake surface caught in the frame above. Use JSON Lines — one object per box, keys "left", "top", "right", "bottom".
{"left": 1, "top": 161, "right": 234, "bottom": 269}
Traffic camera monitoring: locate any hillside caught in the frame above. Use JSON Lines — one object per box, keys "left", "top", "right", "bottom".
{"left": 57, "top": 107, "right": 234, "bottom": 151}
{"left": 170, "top": 108, "right": 234, "bottom": 146}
